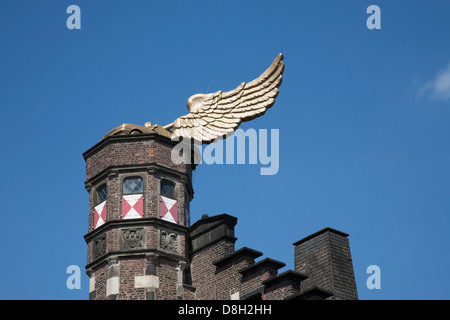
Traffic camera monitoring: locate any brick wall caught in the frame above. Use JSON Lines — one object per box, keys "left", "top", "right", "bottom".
{"left": 187, "top": 215, "right": 343, "bottom": 300}
{"left": 190, "top": 238, "right": 236, "bottom": 300}
{"left": 293, "top": 228, "right": 358, "bottom": 300}
{"left": 156, "top": 258, "right": 179, "bottom": 300}
{"left": 116, "top": 258, "right": 146, "bottom": 300}
{"left": 84, "top": 133, "right": 194, "bottom": 300}
{"left": 83, "top": 133, "right": 358, "bottom": 300}
{"left": 84, "top": 134, "right": 192, "bottom": 181}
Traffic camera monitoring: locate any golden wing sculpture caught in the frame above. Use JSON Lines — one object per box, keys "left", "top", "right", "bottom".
{"left": 164, "top": 53, "right": 284, "bottom": 144}
{"left": 101, "top": 54, "right": 284, "bottom": 142}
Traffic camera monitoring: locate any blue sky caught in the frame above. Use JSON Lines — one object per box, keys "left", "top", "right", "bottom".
{"left": 0, "top": 0, "right": 449, "bottom": 300}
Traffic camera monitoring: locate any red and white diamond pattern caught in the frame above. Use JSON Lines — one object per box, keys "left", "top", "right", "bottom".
{"left": 160, "top": 196, "right": 177, "bottom": 224}
{"left": 94, "top": 200, "right": 107, "bottom": 229}
{"left": 122, "top": 194, "right": 144, "bottom": 219}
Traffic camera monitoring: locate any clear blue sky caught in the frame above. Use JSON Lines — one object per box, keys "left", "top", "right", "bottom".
{"left": 0, "top": 0, "right": 449, "bottom": 300}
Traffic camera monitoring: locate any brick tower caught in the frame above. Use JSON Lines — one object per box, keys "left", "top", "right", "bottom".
{"left": 83, "top": 126, "right": 358, "bottom": 300}
{"left": 83, "top": 128, "right": 194, "bottom": 300}
{"left": 82, "top": 54, "right": 359, "bottom": 300}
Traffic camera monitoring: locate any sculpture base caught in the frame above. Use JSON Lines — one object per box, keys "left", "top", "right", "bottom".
{"left": 101, "top": 123, "right": 172, "bottom": 140}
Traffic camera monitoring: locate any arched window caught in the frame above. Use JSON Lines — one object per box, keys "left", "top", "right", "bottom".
{"left": 123, "top": 177, "right": 143, "bottom": 194}
{"left": 161, "top": 180, "right": 175, "bottom": 199}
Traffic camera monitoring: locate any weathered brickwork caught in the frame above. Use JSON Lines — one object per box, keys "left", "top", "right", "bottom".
{"left": 154, "top": 258, "right": 178, "bottom": 300}
{"left": 84, "top": 134, "right": 193, "bottom": 300}
{"left": 83, "top": 133, "right": 358, "bottom": 300}
{"left": 187, "top": 215, "right": 344, "bottom": 300}
{"left": 293, "top": 228, "right": 358, "bottom": 300}
{"left": 84, "top": 134, "right": 192, "bottom": 181}
{"left": 263, "top": 271, "right": 305, "bottom": 300}
{"left": 116, "top": 258, "right": 146, "bottom": 300}
{"left": 189, "top": 239, "right": 236, "bottom": 300}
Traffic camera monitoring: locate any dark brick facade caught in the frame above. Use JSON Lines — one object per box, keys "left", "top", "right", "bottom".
{"left": 293, "top": 228, "right": 359, "bottom": 300}
{"left": 83, "top": 133, "right": 358, "bottom": 300}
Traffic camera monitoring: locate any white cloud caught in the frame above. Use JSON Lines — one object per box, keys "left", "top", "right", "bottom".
{"left": 420, "top": 63, "right": 450, "bottom": 100}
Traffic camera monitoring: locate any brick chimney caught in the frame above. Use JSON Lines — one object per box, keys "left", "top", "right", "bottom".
{"left": 293, "top": 227, "right": 358, "bottom": 300}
